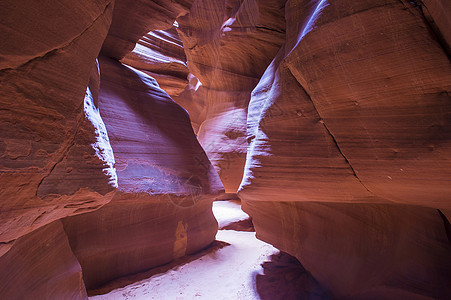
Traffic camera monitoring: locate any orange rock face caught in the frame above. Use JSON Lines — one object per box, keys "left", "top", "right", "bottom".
{"left": 239, "top": 0, "right": 451, "bottom": 298}
{"left": 121, "top": 26, "right": 189, "bottom": 97}
{"left": 63, "top": 57, "right": 223, "bottom": 289}
{"left": 0, "top": 0, "right": 115, "bottom": 251}
{"left": 175, "top": 0, "right": 287, "bottom": 192}
{"left": 2, "top": 0, "right": 451, "bottom": 298}
{"left": 0, "top": 221, "right": 87, "bottom": 299}
{"left": 101, "top": 0, "right": 193, "bottom": 60}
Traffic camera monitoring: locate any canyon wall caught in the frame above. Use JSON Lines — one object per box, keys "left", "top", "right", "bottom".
{"left": 1, "top": 0, "right": 222, "bottom": 297}
{"left": 239, "top": 0, "right": 451, "bottom": 298}
{"left": 63, "top": 56, "right": 222, "bottom": 289}
{"left": 1, "top": 0, "right": 450, "bottom": 298}
{"left": 0, "top": 0, "right": 115, "bottom": 257}
{"left": 175, "top": 0, "right": 287, "bottom": 192}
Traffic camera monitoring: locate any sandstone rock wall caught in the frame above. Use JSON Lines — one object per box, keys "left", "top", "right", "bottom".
{"left": 101, "top": 0, "right": 193, "bottom": 59}
{"left": 2, "top": 0, "right": 451, "bottom": 298}
{"left": 63, "top": 57, "right": 223, "bottom": 289}
{"left": 1, "top": 0, "right": 223, "bottom": 296}
{"left": 121, "top": 26, "right": 190, "bottom": 97}
{"left": 239, "top": 0, "right": 451, "bottom": 298}
{"left": 175, "top": 0, "right": 287, "bottom": 192}
{"left": 421, "top": 0, "right": 451, "bottom": 55}
{"left": 0, "top": 0, "right": 115, "bottom": 253}
{"left": 0, "top": 221, "right": 88, "bottom": 299}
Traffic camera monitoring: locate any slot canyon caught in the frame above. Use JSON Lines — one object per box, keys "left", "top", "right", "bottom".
{"left": 1, "top": 0, "right": 450, "bottom": 299}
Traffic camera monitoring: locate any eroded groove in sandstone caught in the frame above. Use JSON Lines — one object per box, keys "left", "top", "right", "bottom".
{"left": 286, "top": 67, "right": 377, "bottom": 197}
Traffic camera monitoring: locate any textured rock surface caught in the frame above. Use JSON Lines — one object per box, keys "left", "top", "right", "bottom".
{"left": 0, "top": 221, "right": 87, "bottom": 299}
{"left": 0, "top": 0, "right": 115, "bottom": 249}
{"left": 240, "top": 0, "right": 451, "bottom": 209}
{"left": 101, "top": 0, "right": 193, "bottom": 60}
{"left": 63, "top": 57, "right": 223, "bottom": 289}
{"left": 2, "top": 0, "right": 451, "bottom": 298}
{"left": 175, "top": 0, "right": 286, "bottom": 192}
{"left": 421, "top": 0, "right": 451, "bottom": 54}
{"left": 244, "top": 201, "right": 451, "bottom": 299}
{"left": 121, "top": 26, "right": 189, "bottom": 97}
{"left": 239, "top": 0, "right": 451, "bottom": 298}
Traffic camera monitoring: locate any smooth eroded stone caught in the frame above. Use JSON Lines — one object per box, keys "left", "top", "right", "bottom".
{"left": 121, "top": 26, "right": 189, "bottom": 97}
{"left": 244, "top": 200, "right": 451, "bottom": 299}
{"left": 421, "top": 0, "right": 451, "bottom": 54}
{"left": 0, "top": 0, "right": 116, "bottom": 245}
{"left": 240, "top": 0, "right": 451, "bottom": 209}
{"left": 175, "top": 0, "right": 286, "bottom": 192}
{"left": 63, "top": 56, "right": 223, "bottom": 289}
{"left": 284, "top": 0, "right": 451, "bottom": 209}
{"left": 101, "top": 0, "right": 193, "bottom": 60}
{"left": 0, "top": 220, "right": 88, "bottom": 299}
{"left": 239, "top": 0, "right": 451, "bottom": 297}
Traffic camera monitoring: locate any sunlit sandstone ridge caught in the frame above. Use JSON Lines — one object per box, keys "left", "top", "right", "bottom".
{"left": 1, "top": 0, "right": 451, "bottom": 299}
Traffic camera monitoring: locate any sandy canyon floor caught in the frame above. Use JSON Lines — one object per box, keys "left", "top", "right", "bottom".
{"left": 90, "top": 200, "right": 329, "bottom": 300}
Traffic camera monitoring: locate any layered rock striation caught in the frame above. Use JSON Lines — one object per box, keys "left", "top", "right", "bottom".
{"left": 239, "top": 0, "right": 451, "bottom": 298}
{"left": 0, "top": 221, "right": 88, "bottom": 299}
{"left": 175, "top": 0, "right": 287, "bottom": 192}
{"left": 1, "top": 0, "right": 451, "bottom": 298}
{"left": 121, "top": 26, "right": 190, "bottom": 97}
{"left": 62, "top": 56, "right": 223, "bottom": 289}
{"left": 0, "top": 0, "right": 115, "bottom": 256}
{"left": 101, "top": 0, "right": 193, "bottom": 60}
{"left": 1, "top": 0, "right": 223, "bottom": 297}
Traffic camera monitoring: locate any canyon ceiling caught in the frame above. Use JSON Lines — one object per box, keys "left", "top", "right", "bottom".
{"left": 1, "top": 0, "right": 450, "bottom": 299}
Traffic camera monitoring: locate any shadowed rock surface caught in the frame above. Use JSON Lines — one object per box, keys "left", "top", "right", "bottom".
{"left": 256, "top": 251, "right": 330, "bottom": 300}
{"left": 0, "top": 221, "right": 88, "bottom": 299}
{"left": 63, "top": 57, "right": 223, "bottom": 289}
{"left": 0, "top": 0, "right": 115, "bottom": 253}
{"left": 239, "top": 0, "right": 451, "bottom": 298}
{"left": 1, "top": 0, "right": 450, "bottom": 298}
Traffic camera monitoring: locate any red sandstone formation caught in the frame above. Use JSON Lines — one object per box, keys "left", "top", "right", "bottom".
{"left": 239, "top": 0, "right": 451, "bottom": 298}
{"left": 100, "top": 0, "right": 193, "bottom": 60}
{"left": 175, "top": 0, "right": 286, "bottom": 192}
{"left": 0, "top": 221, "right": 87, "bottom": 299}
{"left": 1, "top": 0, "right": 451, "bottom": 298}
{"left": 0, "top": 0, "right": 115, "bottom": 254}
{"left": 421, "top": 0, "right": 451, "bottom": 53}
{"left": 62, "top": 56, "right": 223, "bottom": 289}
{"left": 1, "top": 0, "right": 222, "bottom": 297}
{"left": 121, "top": 26, "right": 190, "bottom": 97}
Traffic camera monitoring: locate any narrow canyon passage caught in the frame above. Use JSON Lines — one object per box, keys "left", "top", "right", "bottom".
{"left": 90, "top": 201, "right": 329, "bottom": 300}
{"left": 1, "top": 1, "right": 451, "bottom": 299}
